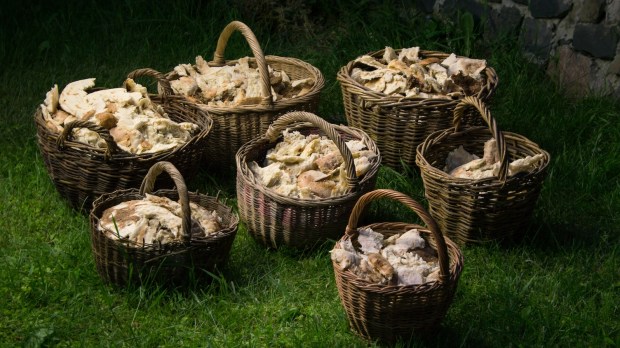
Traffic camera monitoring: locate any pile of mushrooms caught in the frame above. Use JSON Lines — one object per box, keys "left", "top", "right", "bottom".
{"left": 248, "top": 129, "right": 376, "bottom": 199}
{"left": 350, "top": 46, "right": 488, "bottom": 99}
{"left": 444, "top": 138, "right": 545, "bottom": 179}
{"left": 41, "top": 78, "right": 199, "bottom": 154}
{"left": 331, "top": 228, "right": 440, "bottom": 286}
{"left": 170, "top": 56, "right": 315, "bottom": 106}
{"left": 99, "top": 193, "right": 222, "bottom": 245}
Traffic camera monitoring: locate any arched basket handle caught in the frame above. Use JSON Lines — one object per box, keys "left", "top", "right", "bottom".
{"left": 344, "top": 189, "right": 450, "bottom": 282}
{"left": 57, "top": 120, "right": 120, "bottom": 160}
{"left": 452, "top": 96, "right": 508, "bottom": 181}
{"left": 211, "top": 21, "right": 272, "bottom": 106}
{"left": 139, "top": 161, "right": 192, "bottom": 241}
{"left": 127, "top": 68, "right": 174, "bottom": 96}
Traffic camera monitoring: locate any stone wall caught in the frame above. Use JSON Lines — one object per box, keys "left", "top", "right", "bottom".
{"left": 418, "top": 0, "right": 620, "bottom": 99}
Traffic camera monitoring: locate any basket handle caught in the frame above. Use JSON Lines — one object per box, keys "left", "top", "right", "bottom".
{"left": 452, "top": 96, "right": 509, "bottom": 181}
{"left": 211, "top": 21, "right": 273, "bottom": 106}
{"left": 139, "top": 161, "right": 192, "bottom": 241}
{"left": 344, "top": 189, "right": 450, "bottom": 281}
{"left": 57, "top": 120, "right": 121, "bottom": 160}
{"left": 126, "top": 68, "right": 174, "bottom": 96}
{"left": 265, "top": 111, "right": 359, "bottom": 191}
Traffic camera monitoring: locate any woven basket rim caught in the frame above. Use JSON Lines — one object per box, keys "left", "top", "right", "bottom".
{"left": 90, "top": 187, "right": 240, "bottom": 251}
{"left": 336, "top": 48, "right": 498, "bottom": 106}
{"left": 236, "top": 121, "right": 381, "bottom": 207}
{"left": 163, "top": 54, "right": 325, "bottom": 115}
{"left": 34, "top": 94, "right": 213, "bottom": 161}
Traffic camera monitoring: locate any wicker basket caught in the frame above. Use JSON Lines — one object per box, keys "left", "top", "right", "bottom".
{"left": 337, "top": 48, "right": 498, "bottom": 169}
{"left": 35, "top": 86, "right": 213, "bottom": 213}
{"left": 90, "top": 161, "right": 239, "bottom": 287}
{"left": 332, "top": 189, "right": 463, "bottom": 342}
{"left": 416, "top": 96, "right": 550, "bottom": 244}
{"left": 236, "top": 111, "right": 381, "bottom": 249}
{"left": 135, "top": 20, "right": 325, "bottom": 170}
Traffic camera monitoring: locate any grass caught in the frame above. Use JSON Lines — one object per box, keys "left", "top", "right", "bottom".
{"left": 1, "top": 0, "right": 619, "bottom": 346}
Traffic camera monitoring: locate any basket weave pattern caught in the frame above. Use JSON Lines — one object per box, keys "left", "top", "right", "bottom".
{"left": 35, "top": 93, "right": 212, "bottom": 212}
{"left": 236, "top": 111, "right": 381, "bottom": 249}
{"left": 89, "top": 162, "right": 239, "bottom": 287}
{"left": 333, "top": 189, "right": 463, "bottom": 342}
{"left": 161, "top": 21, "right": 325, "bottom": 170}
{"left": 416, "top": 96, "right": 550, "bottom": 244}
{"left": 338, "top": 48, "right": 498, "bottom": 169}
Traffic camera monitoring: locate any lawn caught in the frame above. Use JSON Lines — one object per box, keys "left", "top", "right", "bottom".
{"left": 1, "top": 1, "right": 618, "bottom": 347}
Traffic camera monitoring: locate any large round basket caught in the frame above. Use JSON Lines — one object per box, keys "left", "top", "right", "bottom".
{"left": 90, "top": 161, "right": 239, "bottom": 287}
{"left": 337, "top": 48, "right": 498, "bottom": 169}
{"left": 236, "top": 111, "right": 381, "bottom": 249}
{"left": 35, "top": 87, "right": 213, "bottom": 213}
{"left": 416, "top": 96, "right": 550, "bottom": 245}
{"left": 135, "top": 20, "right": 325, "bottom": 170}
{"left": 332, "top": 189, "right": 463, "bottom": 343}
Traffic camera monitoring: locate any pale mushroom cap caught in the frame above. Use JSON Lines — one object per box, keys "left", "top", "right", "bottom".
{"left": 58, "top": 78, "right": 96, "bottom": 118}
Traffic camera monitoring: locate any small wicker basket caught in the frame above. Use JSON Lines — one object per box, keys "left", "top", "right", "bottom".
{"left": 337, "top": 48, "right": 498, "bottom": 169}
{"left": 90, "top": 161, "right": 239, "bottom": 287}
{"left": 332, "top": 189, "right": 463, "bottom": 342}
{"left": 133, "top": 20, "right": 325, "bottom": 170}
{"left": 236, "top": 111, "right": 381, "bottom": 249}
{"left": 35, "top": 87, "right": 212, "bottom": 212}
{"left": 416, "top": 96, "right": 550, "bottom": 244}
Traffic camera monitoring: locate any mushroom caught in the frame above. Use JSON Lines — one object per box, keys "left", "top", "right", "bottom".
{"left": 314, "top": 152, "right": 343, "bottom": 173}
{"left": 43, "top": 84, "right": 59, "bottom": 114}
{"left": 354, "top": 55, "right": 388, "bottom": 70}
{"left": 367, "top": 252, "right": 395, "bottom": 284}
{"left": 58, "top": 78, "right": 96, "bottom": 118}
{"left": 330, "top": 248, "right": 359, "bottom": 270}
{"left": 506, "top": 154, "right": 545, "bottom": 176}
{"left": 95, "top": 111, "right": 118, "bottom": 129}
{"left": 441, "top": 53, "right": 487, "bottom": 79}
{"left": 398, "top": 46, "right": 420, "bottom": 64}
{"left": 297, "top": 170, "right": 335, "bottom": 198}
{"left": 383, "top": 46, "right": 398, "bottom": 63}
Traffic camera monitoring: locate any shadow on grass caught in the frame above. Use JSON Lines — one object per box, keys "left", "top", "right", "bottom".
{"left": 513, "top": 214, "right": 618, "bottom": 254}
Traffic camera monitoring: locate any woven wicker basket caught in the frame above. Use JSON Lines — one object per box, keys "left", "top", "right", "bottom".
{"left": 139, "top": 20, "right": 325, "bottom": 170}
{"left": 337, "top": 48, "right": 498, "bottom": 169}
{"left": 416, "top": 96, "right": 550, "bottom": 244}
{"left": 90, "top": 161, "right": 239, "bottom": 287}
{"left": 35, "top": 87, "right": 212, "bottom": 212}
{"left": 332, "top": 189, "right": 463, "bottom": 342}
{"left": 236, "top": 111, "right": 381, "bottom": 249}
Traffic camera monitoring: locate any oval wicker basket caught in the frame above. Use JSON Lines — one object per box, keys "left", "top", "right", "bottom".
{"left": 236, "top": 111, "right": 381, "bottom": 249}
{"left": 416, "top": 96, "right": 550, "bottom": 245}
{"left": 89, "top": 161, "right": 239, "bottom": 287}
{"left": 337, "top": 48, "right": 498, "bottom": 169}
{"left": 35, "top": 86, "right": 213, "bottom": 213}
{"left": 132, "top": 20, "right": 325, "bottom": 170}
{"left": 332, "top": 189, "right": 463, "bottom": 342}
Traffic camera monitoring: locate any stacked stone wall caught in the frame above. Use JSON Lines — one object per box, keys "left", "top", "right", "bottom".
{"left": 418, "top": 0, "right": 620, "bottom": 98}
